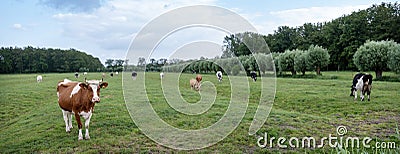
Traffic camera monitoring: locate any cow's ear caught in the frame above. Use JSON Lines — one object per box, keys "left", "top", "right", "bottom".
{"left": 100, "top": 82, "right": 108, "bottom": 89}
{"left": 79, "top": 83, "right": 88, "bottom": 89}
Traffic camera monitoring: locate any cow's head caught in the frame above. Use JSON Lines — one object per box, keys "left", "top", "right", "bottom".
{"left": 79, "top": 79, "right": 108, "bottom": 103}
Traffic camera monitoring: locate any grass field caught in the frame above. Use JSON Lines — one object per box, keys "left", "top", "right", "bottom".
{"left": 0, "top": 72, "right": 399, "bottom": 153}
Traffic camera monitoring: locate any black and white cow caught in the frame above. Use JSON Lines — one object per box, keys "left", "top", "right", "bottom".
{"left": 216, "top": 71, "right": 222, "bottom": 82}
{"left": 350, "top": 73, "right": 373, "bottom": 101}
{"left": 131, "top": 71, "right": 137, "bottom": 80}
{"left": 250, "top": 71, "right": 257, "bottom": 82}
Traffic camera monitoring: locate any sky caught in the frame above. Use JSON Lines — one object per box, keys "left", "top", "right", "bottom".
{"left": 1, "top": 0, "right": 397, "bottom": 65}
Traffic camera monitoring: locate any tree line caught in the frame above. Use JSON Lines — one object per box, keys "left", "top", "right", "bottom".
{"left": 140, "top": 39, "right": 400, "bottom": 80}
{"left": 223, "top": 2, "right": 400, "bottom": 71}
{"left": 162, "top": 53, "right": 274, "bottom": 76}
{"left": 0, "top": 46, "right": 104, "bottom": 73}
{"left": 104, "top": 59, "right": 127, "bottom": 72}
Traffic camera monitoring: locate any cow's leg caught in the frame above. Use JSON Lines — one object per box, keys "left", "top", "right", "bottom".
{"left": 68, "top": 112, "right": 73, "bottom": 130}
{"left": 354, "top": 90, "right": 357, "bottom": 101}
{"left": 367, "top": 89, "right": 371, "bottom": 101}
{"left": 82, "top": 110, "right": 93, "bottom": 140}
{"left": 361, "top": 90, "right": 365, "bottom": 101}
{"left": 62, "top": 110, "right": 71, "bottom": 133}
{"left": 74, "top": 113, "right": 83, "bottom": 140}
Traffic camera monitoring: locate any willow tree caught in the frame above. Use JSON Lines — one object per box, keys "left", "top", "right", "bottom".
{"left": 353, "top": 40, "right": 398, "bottom": 79}
{"left": 306, "top": 45, "right": 330, "bottom": 75}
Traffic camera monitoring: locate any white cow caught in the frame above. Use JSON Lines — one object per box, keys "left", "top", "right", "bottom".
{"left": 36, "top": 75, "right": 43, "bottom": 83}
{"left": 216, "top": 71, "right": 222, "bottom": 82}
{"left": 160, "top": 72, "right": 164, "bottom": 79}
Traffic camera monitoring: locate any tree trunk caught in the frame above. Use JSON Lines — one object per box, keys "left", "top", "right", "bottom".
{"left": 291, "top": 70, "right": 297, "bottom": 76}
{"left": 375, "top": 70, "right": 383, "bottom": 79}
{"left": 316, "top": 66, "right": 321, "bottom": 75}
{"left": 302, "top": 71, "right": 305, "bottom": 75}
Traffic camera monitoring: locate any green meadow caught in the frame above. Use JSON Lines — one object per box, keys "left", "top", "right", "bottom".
{"left": 0, "top": 72, "right": 399, "bottom": 153}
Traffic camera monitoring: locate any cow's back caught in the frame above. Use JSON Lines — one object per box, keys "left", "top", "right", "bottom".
{"left": 352, "top": 73, "right": 365, "bottom": 86}
{"left": 57, "top": 81, "right": 79, "bottom": 112}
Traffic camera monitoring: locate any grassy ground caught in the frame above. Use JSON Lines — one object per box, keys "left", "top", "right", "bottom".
{"left": 0, "top": 72, "right": 399, "bottom": 153}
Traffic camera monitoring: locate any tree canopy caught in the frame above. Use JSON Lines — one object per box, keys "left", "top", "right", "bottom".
{"left": 0, "top": 46, "right": 104, "bottom": 73}
{"left": 353, "top": 40, "right": 400, "bottom": 79}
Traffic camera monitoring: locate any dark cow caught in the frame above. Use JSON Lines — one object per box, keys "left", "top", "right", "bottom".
{"left": 57, "top": 78, "right": 108, "bottom": 140}
{"left": 131, "top": 71, "right": 137, "bottom": 80}
{"left": 216, "top": 71, "right": 222, "bottom": 82}
{"left": 250, "top": 71, "right": 257, "bottom": 82}
{"left": 75, "top": 72, "right": 79, "bottom": 78}
{"left": 350, "top": 73, "right": 373, "bottom": 101}
{"left": 110, "top": 72, "right": 114, "bottom": 77}
{"left": 196, "top": 74, "right": 202, "bottom": 82}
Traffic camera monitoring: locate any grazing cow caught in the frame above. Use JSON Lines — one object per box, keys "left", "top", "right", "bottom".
{"left": 250, "top": 71, "right": 257, "bottom": 82}
{"left": 160, "top": 72, "right": 164, "bottom": 79}
{"left": 115, "top": 72, "right": 119, "bottom": 75}
{"left": 216, "top": 71, "right": 222, "bottom": 82}
{"left": 102, "top": 73, "right": 106, "bottom": 78}
{"left": 83, "top": 72, "right": 88, "bottom": 76}
{"left": 131, "top": 71, "right": 137, "bottom": 80}
{"left": 75, "top": 72, "right": 79, "bottom": 78}
{"left": 37, "top": 75, "right": 43, "bottom": 83}
{"left": 57, "top": 78, "right": 108, "bottom": 140}
{"left": 190, "top": 79, "right": 201, "bottom": 91}
{"left": 196, "top": 74, "right": 202, "bottom": 82}
{"left": 350, "top": 73, "right": 373, "bottom": 101}
{"left": 110, "top": 72, "right": 114, "bottom": 77}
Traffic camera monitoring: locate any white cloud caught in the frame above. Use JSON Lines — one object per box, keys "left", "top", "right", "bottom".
{"left": 270, "top": 5, "right": 368, "bottom": 24}
{"left": 252, "top": 5, "right": 370, "bottom": 34}
{"left": 12, "top": 23, "right": 25, "bottom": 30}
{"left": 52, "top": 0, "right": 218, "bottom": 63}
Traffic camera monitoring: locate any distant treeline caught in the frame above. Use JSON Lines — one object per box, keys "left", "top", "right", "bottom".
{"left": 0, "top": 46, "right": 105, "bottom": 73}
{"left": 222, "top": 2, "right": 400, "bottom": 71}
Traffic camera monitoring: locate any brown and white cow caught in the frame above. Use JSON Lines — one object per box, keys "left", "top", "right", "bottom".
{"left": 57, "top": 78, "right": 108, "bottom": 140}
{"left": 190, "top": 79, "right": 201, "bottom": 91}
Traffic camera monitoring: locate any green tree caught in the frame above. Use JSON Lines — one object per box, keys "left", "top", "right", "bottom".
{"left": 294, "top": 50, "right": 309, "bottom": 75}
{"left": 105, "top": 59, "right": 115, "bottom": 71}
{"left": 278, "top": 50, "right": 299, "bottom": 75}
{"left": 137, "top": 57, "right": 146, "bottom": 66}
{"left": 306, "top": 45, "right": 330, "bottom": 75}
{"left": 272, "top": 52, "right": 282, "bottom": 75}
{"left": 354, "top": 40, "right": 398, "bottom": 78}
{"left": 388, "top": 41, "right": 400, "bottom": 74}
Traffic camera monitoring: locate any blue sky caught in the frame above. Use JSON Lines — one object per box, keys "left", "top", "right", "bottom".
{"left": 1, "top": 0, "right": 397, "bottom": 64}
